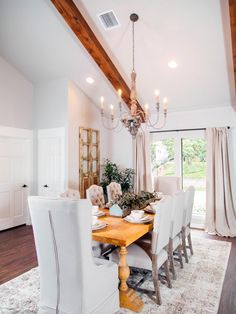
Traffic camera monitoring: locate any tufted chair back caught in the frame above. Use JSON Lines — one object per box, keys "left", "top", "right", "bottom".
{"left": 86, "top": 185, "right": 105, "bottom": 207}
{"left": 59, "top": 189, "right": 80, "bottom": 199}
{"left": 106, "top": 182, "right": 122, "bottom": 203}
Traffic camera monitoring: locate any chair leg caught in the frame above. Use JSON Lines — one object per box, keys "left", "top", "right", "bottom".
{"left": 187, "top": 232, "right": 194, "bottom": 255}
{"left": 152, "top": 255, "right": 162, "bottom": 305}
{"left": 168, "top": 239, "right": 176, "bottom": 280}
{"left": 182, "top": 229, "right": 189, "bottom": 263}
{"left": 177, "top": 244, "right": 184, "bottom": 269}
{"left": 164, "top": 260, "right": 172, "bottom": 288}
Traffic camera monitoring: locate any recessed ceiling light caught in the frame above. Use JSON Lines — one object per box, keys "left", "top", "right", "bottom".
{"left": 168, "top": 60, "right": 178, "bottom": 68}
{"left": 86, "top": 77, "right": 94, "bottom": 84}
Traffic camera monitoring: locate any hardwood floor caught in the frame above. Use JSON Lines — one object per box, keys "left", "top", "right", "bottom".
{"left": 0, "top": 225, "right": 235, "bottom": 313}
{"left": 0, "top": 225, "right": 37, "bottom": 285}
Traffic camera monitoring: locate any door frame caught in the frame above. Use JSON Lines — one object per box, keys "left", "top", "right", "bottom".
{"left": 150, "top": 129, "right": 206, "bottom": 228}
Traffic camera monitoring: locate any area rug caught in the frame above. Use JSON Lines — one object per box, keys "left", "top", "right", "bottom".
{"left": 0, "top": 232, "right": 231, "bottom": 314}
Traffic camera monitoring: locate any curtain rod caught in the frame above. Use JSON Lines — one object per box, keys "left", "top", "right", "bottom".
{"left": 150, "top": 126, "right": 230, "bottom": 134}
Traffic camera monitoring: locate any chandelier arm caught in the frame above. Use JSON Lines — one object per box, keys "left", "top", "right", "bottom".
{"left": 146, "top": 111, "right": 161, "bottom": 126}
{"left": 146, "top": 115, "right": 167, "bottom": 130}
{"left": 101, "top": 115, "right": 121, "bottom": 131}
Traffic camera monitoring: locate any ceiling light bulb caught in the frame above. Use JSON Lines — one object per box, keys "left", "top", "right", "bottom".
{"left": 155, "top": 90, "right": 159, "bottom": 96}
{"left": 168, "top": 60, "right": 178, "bottom": 68}
{"left": 86, "top": 77, "right": 94, "bottom": 84}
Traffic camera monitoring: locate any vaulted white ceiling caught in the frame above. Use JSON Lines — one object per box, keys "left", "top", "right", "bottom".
{"left": 0, "top": 0, "right": 234, "bottom": 112}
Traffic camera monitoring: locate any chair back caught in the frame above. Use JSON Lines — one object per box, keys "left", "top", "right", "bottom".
{"left": 106, "top": 182, "right": 122, "bottom": 203}
{"left": 59, "top": 189, "right": 80, "bottom": 199}
{"left": 183, "top": 186, "right": 195, "bottom": 227}
{"left": 152, "top": 196, "right": 173, "bottom": 255}
{"left": 154, "top": 176, "right": 181, "bottom": 195}
{"left": 28, "top": 196, "right": 95, "bottom": 313}
{"left": 170, "top": 191, "right": 185, "bottom": 239}
{"left": 86, "top": 185, "right": 105, "bottom": 207}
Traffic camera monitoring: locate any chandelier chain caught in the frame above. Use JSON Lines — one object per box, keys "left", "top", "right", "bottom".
{"left": 132, "top": 20, "right": 135, "bottom": 71}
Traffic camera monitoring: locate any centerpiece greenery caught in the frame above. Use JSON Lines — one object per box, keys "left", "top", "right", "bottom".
{"left": 110, "top": 190, "right": 158, "bottom": 216}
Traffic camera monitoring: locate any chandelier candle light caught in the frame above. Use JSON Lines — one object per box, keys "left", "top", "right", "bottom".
{"left": 100, "top": 13, "right": 168, "bottom": 138}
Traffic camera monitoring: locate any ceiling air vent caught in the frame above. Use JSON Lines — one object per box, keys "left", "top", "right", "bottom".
{"left": 98, "top": 10, "right": 120, "bottom": 30}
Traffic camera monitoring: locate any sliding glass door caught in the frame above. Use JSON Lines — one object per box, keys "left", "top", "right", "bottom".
{"left": 150, "top": 130, "right": 206, "bottom": 228}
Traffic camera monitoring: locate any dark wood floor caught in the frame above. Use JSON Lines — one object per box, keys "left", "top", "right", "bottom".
{"left": 0, "top": 226, "right": 235, "bottom": 313}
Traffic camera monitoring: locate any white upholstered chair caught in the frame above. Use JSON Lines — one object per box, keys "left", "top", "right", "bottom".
{"left": 182, "top": 186, "right": 195, "bottom": 262}
{"left": 169, "top": 191, "right": 185, "bottom": 279}
{"left": 59, "top": 189, "right": 80, "bottom": 199}
{"left": 154, "top": 176, "right": 181, "bottom": 195}
{"left": 111, "top": 196, "right": 173, "bottom": 305}
{"left": 60, "top": 189, "right": 102, "bottom": 258}
{"left": 86, "top": 185, "right": 105, "bottom": 207}
{"left": 106, "top": 182, "right": 122, "bottom": 203}
{"left": 28, "top": 196, "right": 119, "bottom": 314}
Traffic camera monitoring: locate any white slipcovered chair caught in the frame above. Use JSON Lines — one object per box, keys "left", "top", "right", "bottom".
{"left": 59, "top": 188, "right": 102, "bottom": 258}
{"left": 182, "top": 186, "right": 195, "bottom": 262}
{"left": 28, "top": 196, "right": 119, "bottom": 314}
{"left": 169, "top": 191, "right": 185, "bottom": 279}
{"left": 111, "top": 196, "right": 173, "bottom": 305}
{"left": 86, "top": 185, "right": 105, "bottom": 207}
{"left": 154, "top": 176, "right": 181, "bottom": 195}
{"left": 59, "top": 189, "right": 80, "bottom": 199}
{"left": 106, "top": 182, "right": 122, "bottom": 203}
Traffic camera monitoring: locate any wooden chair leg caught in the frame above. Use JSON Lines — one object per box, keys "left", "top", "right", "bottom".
{"left": 168, "top": 239, "right": 176, "bottom": 280}
{"left": 187, "top": 232, "right": 194, "bottom": 255}
{"left": 182, "top": 229, "right": 189, "bottom": 263}
{"left": 164, "top": 260, "right": 172, "bottom": 288}
{"left": 152, "top": 255, "right": 161, "bottom": 305}
{"left": 177, "top": 244, "right": 184, "bottom": 269}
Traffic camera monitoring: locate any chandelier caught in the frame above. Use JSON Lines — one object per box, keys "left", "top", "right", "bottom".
{"left": 100, "top": 13, "right": 168, "bottom": 138}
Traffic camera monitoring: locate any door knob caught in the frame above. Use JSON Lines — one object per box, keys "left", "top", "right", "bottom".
{"left": 44, "top": 184, "right": 49, "bottom": 188}
{"left": 22, "top": 184, "right": 28, "bottom": 188}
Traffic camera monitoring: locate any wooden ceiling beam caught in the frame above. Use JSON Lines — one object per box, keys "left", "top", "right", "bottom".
{"left": 51, "top": 0, "right": 144, "bottom": 115}
{"left": 229, "top": 0, "right": 236, "bottom": 91}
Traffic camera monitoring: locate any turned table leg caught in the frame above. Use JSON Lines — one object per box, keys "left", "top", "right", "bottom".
{"left": 119, "top": 246, "right": 144, "bottom": 312}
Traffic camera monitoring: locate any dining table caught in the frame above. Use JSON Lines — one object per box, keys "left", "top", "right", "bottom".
{"left": 92, "top": 208, "right": 154, "bottom": 313}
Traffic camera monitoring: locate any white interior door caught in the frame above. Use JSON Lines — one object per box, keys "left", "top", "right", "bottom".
{"left": 0, "top": 127, "right": 32, "bottom": 231}
{"left": 38, "top": 128, "right": 65, "bottom": 197}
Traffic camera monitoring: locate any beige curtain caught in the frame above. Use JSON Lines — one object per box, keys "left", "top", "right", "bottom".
{"left": 205, "top": 127, "right": 236, "bottom": 237}
{"left": 134, "top": 129, "right": 152, "bottom": 193}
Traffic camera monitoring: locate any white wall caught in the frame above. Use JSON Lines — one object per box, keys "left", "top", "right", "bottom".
{"left": 0, "top": 56, "right": 33, "bottom": 129}
{"left": 33, "top": 78, "right": 68, "bottom": 129}
{"left": 67, "top": 80, "right": 111, "bottom": 190}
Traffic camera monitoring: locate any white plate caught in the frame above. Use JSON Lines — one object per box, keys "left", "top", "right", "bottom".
{"left": 92, "top": 221, "right": 107, "bottom": 231}
{"left": 124, "top": 215, "right": 152, "bottom": 224}
{"left": 93, "top": 210, "right": 105, "bottom": 217}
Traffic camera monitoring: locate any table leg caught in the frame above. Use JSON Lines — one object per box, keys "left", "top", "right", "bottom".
{"left": 119, "top": 246, "right": 144, "bottom": 312}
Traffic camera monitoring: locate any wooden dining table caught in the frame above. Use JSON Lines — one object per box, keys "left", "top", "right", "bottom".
{"left": 92, "top": 208, "right": 154, "bottom": 313}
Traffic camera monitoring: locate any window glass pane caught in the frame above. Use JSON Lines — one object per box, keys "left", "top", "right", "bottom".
{"left": 151, "top": 138, "right": 175, "bottom": 177}
{"left": 182, "top": 138, "right": 206, "bottom": 216}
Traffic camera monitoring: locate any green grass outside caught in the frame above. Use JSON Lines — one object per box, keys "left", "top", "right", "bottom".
{"left": 159, "top": 161, "right": 206, "bottom": 179}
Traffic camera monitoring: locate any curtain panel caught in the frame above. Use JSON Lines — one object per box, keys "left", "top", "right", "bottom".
{"left": 134, "top": 129, "right": 152, "bottom": 193}
{"left": 205, "top": 127, "right": 236, "bottom": 237}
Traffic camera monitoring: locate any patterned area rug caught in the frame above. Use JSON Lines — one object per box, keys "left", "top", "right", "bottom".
{"left": 0, "top": 232, "right": 231, "bottom": 314}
